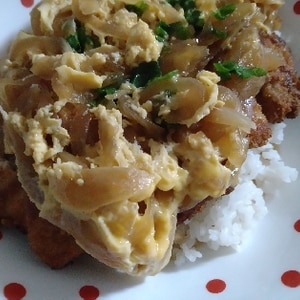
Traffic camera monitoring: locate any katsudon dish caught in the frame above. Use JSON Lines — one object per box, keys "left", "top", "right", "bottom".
{"left": 0, "top": 0, "right": 299, "bottom": 276}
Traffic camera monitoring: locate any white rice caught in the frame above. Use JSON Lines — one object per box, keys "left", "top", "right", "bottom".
{"left": 173, "top": 123, "right": 298, "bottom": 265}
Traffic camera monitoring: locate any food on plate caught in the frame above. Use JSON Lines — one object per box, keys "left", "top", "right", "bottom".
{"left": 0, "top": 157, "right": 84, "bottom": 268}
{"left": 0, "top": 0, "right": 299, "bottom": 276}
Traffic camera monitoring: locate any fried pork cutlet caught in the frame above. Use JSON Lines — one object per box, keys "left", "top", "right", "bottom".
{"left": 0, "top": 158, "right": 83, "bottom": 269}
{"left": 0, "top": 100, "right": 268, "bottom": 266}
{"left": 248, "top": 98, "right": 272, "bottom": 148}
{"left": 1, "top": 29, "right": 300, "bottom": 269}
{"left": 257, "top": 32, "right": 300, "bottom": 123}
{"left": 0, "top": 0, "right": 300, "bottom": 275}
{"left": 178, "top": 33, "right": 300, "bottom": 223}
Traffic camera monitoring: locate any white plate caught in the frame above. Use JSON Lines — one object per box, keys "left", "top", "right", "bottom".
{"left": 1, "top": 1, "right": 300, "bottom": 300}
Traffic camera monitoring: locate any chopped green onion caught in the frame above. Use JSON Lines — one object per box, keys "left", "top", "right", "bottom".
{"left": 209, "top": 27, "right": 227, "bottom": 39}
{"left": 213, "top": 4, "right": 236, "bottom": 20}
{"left": 213, "top": 61, "right": 235, "bottom": 80}
{"left": 154, "top": 21, "right": 193, "bottom": 42}
{"left": 130, "top": 61, "right": 162, "bottom": 87}
{"left": 95, "top": 85, "right": 117, "bottom": 98}
{"left": 213, "top": 60, "right": 267, "bottom": 80}
{"left": 91, "top": 80, "right": 123, "bottom": 106}
{"left": 169, "top": 22, "right": 193, "bottom": 40}
{"left": 168, "top": 0, "right": 195, "bottom": 11}
{"left": 185, "top": 9, "right": 204, "bottom": 30}
{"left": 130, "top": 61, "right": 178, "bottom": 88}
{"left": 167, "top": 0, "right": 204, "bottom": 32}
{"left": 66, "top": 34, "right": 82, "bottom": 53}
{"left": 149, "top": 69, "right": 179, "bottom": 84}
{"left": 66, "top": 20, "right": 100, "bottom": 53}
{"left": 154, "top": 21, "right": 170, "bottom": 43}
{"left": 235, "top": 66, "right": 267, "bottom": 79}
{"left": 181, "top": 0, "right": 195, "bottom": 10}
{"left": 125, "top": 1, "right": 149, "bottom": 17}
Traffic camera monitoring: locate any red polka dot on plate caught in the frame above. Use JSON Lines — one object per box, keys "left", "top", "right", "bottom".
{"left": 21, "top": 0, "right": 34, "bottom": 8}
{"left": 281, "top": 270, "right": 300, "bottom": 288}
{"left": 3, "top": 283, "right": 27, "bottom": 300}
{"left": 294, "top": 1, "right": 300, "bottom": 14}
{"left": 206, "top": 278, "right": 226, "bottom": 294}
{"left": 294, "top": 219, "right": 300, "bottom": 232}
{"left": 79, "top": 285, "right": 100, "bottom": 300}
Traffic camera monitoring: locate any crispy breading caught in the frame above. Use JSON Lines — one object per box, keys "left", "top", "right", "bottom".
{"left": 257, "top": 32, "right": 300, "bottom": 123}
{"left": 248, "top": 99, "right": 272, "bottom": 148}
{"left": 0, "top": 159, "right": 28, "bottom": 229}
{"left": 257, "top": 65, "right": 300, "bottom": 123}
{"left": 26, "top": 205, "right": 84, "bottom": 269}
{"left": 0, "top": 5, "right": 299, "bottom": 273}
{"left": 0, "top": 159, "right": 83, "bottom": 268}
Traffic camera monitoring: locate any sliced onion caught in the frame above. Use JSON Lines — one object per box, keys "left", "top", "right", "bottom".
{"left": 209, "top": 106, "right": 255, "bottom": 133}
{"left": 58, "top": 102, "right": 93, "bottom": 156}
{"left": 118, "top": 95, "right": 165, "bottom": 139}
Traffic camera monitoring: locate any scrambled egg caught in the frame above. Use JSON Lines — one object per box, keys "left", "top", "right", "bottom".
{"left": 0, "top": 0, "right": 283, "bottom": 275}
